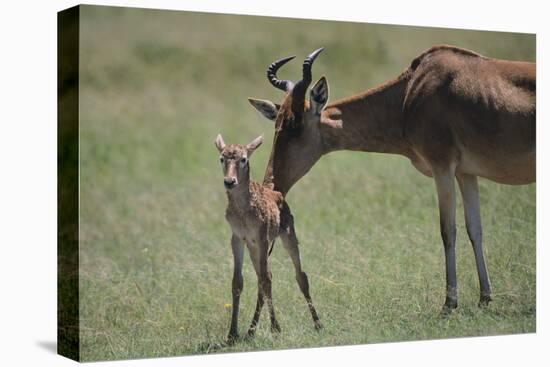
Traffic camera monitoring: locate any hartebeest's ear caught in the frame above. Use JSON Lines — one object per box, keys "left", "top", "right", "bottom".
{"left": 248, "top": 98, "right": 280, "bottom": 121}
{"left": 246, "top": 135, "right": 263, "bottom": 157}
{"left": 309, "top": 76, "right": 329, "bottom": 115}
{"left": 214, "top": 134, "right": 226, "bottom": 153}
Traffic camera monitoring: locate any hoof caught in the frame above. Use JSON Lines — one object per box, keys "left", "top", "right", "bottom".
{"left": 478, "top": 294, "right": 492, "bottom": 307}
{"left": 440, "top": 306, "right": 453, "bottom": 317}
{"left": 225, "top": 333, "right": 239, "bottom": 345}
{"left": 314, "top": 320, "right": 323, "bottom": 331}
{"left": 246, "top": 327, "right": 256, "bottom": 338}
{"left": 440, "top": 297, "right": 458, "bottom": 317}
{"left": 271, "top": 322, "right": 281, "bottom": 333}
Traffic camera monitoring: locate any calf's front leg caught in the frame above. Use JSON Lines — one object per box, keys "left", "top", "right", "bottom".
{"left": 256, "top": 240, "right": 280, "bottom": 333}
{"left": 246, "top": 245, "right": 265, "bottom": 336}
{"left": 227, "top": 234, "right": 244, "bottom": 343}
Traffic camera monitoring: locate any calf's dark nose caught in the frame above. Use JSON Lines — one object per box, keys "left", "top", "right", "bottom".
{"left": 224, "top": 177, "right": 237, "bottom": 188}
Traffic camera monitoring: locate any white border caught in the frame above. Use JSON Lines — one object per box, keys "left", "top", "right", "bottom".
{"left": 0, "top": 1, "right": 547, "bottom": 366}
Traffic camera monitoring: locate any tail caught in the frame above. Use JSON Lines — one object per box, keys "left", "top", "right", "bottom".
{"left": 268, "top": 240, "right": 276, "bottom": 257}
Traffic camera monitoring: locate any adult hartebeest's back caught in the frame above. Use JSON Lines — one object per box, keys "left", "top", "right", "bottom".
{"left": 248, "top": 45, "right": 535, "bottom": 313}
{"left": 403, "top": 46, "right": 535, "bottom": 185}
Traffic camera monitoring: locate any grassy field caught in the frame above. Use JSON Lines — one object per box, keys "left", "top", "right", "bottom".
{"left": 78, "top": 5, "right": 536, "bottom": 361}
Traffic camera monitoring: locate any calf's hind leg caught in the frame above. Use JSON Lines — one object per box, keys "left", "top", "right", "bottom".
{"left": 280, "top": 211, "right": 322, "bottom": 330}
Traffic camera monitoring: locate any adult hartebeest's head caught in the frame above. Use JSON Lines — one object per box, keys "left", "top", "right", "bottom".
{"left": 249, "top": 48, "right": 340, "bottom": 196}
{"left": 215, "top": 134, "right": 263, "bottom": 190}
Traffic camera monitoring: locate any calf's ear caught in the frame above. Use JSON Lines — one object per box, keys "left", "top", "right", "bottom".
{"left": 214, "top": 134, "right": 226, "bottom": 153}
{"left": 246, "top": 135, "right": 263, "bottom": 157}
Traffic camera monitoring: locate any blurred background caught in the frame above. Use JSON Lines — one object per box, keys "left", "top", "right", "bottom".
{"left": 78, "top": 5, "right": 535, "bottom": 361}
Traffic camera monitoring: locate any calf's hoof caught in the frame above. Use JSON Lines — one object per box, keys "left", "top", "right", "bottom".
{"left": 225, "top": 332, "right": 239, "bottom": 345}
{"left": 314, "top": 320, "right": 323, "bottom": 331}
{"left": 478, "top": 294, "right": 492, "bottom": 308}
{"left": 271, "top": 322, "right": 281, "bottom": 334}
{"left": 246, "top": 327, "right": 257, "bottom": 338}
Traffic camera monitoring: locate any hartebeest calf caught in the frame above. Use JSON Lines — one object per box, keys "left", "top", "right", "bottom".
{"left": 215, "top": 134, "right": 322, "bottom": 342}
{"left": 248, "top": 46, "right": 535, "bottom": 313}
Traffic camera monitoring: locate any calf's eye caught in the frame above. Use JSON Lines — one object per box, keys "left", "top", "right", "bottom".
{"left": 219, "top": 157, "right": 224, "bottom": 163}
{"left": 240, "top": 158, "right": 247, "bottom": 164}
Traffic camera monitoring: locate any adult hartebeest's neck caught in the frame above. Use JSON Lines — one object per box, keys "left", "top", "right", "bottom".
{"left": 320, "top": 72, "right": 413, "bottom": 157}
{"left": 267, "top": 71, "right": 415, "bottom": 197}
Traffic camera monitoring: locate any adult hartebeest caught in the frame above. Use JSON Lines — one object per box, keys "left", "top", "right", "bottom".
{"left": 248, "top": 45, "right": 535, "bottom": 313}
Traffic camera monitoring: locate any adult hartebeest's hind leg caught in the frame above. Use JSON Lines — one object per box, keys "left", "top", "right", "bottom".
{"left": 227, "top": 234, "right": 244, "bottom": 343}
{"left": 280, "top": 221, "right": 322, "bottom": 330}
{"left": 456, "top": 173, "right": 492, "bottom": 306}
{"left": 433, "top": 167, "right": 458, "bottom": 314}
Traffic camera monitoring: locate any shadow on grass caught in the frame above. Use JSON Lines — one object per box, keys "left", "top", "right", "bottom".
{"left": 195, "top": 340, "right": 228, "bottom": 353}
{"left": 196, "top": 334, "right": 261, "bottom": 354}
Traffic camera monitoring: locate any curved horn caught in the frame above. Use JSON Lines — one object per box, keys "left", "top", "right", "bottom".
{"left": 301, "top": 47, "right": 324, "bottom": 85}
{"left": 291, "top": 47, "right": 325, "bottom": 112}
{"left": 267, "top": 55, "right": 296, "bottom": 92}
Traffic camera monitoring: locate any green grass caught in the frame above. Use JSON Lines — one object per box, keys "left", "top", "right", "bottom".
{"left": 77, "top": 5, "right": 536, "bottom": 361}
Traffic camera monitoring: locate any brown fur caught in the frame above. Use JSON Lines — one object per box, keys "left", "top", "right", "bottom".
{"left": 215, "top": 136, "right": 321, "bottom": 342}
{"left": 249, "top": 45, "right": 535, "bottom": 312}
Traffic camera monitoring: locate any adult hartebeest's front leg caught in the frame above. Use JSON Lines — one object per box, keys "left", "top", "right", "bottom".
{"left": 433, "top": 167, "right": 458, "bottom": 314}
{"left": 227, "top": 234, "right": 244, "bottom": 343}
{"left": 456, "top": 173, "right": 492, "bottom": 306}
